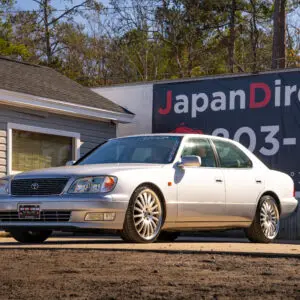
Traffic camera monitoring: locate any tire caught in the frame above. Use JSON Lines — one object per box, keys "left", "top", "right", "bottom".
{"left": 121, "top": 185, "right": 164, "bottom": 243}
{"left": 9, "top": 230, "right": 52, "bottom": 243}
{"left": 156, "top": 231, "right": 179, "bottom": 242}
{"left": 245, "top": 195, "right": 280, "bottom": 243}
{"left": 119, "top": 229, "right": 131, "bottom": 242}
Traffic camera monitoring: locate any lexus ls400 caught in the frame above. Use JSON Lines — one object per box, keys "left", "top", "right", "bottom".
{"left": 0, "top": 134, "right": 297, "bottom": 243}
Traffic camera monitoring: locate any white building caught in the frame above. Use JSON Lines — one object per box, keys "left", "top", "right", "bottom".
{"left": 93, "top": 83, "right": 153, "bottom": 137}
{"left": 0, "top": 57, "right": 133, "bottom": 177}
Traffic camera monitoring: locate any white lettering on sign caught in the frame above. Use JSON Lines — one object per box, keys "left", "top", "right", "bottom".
{"left": 212, "top": 125, "right": 296, "bottom": 156}
{"left": 158, "top": 80, "right": 300, "bottom": 118}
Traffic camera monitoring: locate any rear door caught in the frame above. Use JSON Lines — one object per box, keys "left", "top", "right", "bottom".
{"left": 176, "top": 137, "right": 226, "bottom": 222}
{"left": 212, "top": 139, "right": 265, "bottom": 221}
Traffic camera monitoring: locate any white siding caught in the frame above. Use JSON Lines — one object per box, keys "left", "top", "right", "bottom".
{"left": 0, "top": 126, "right": 6, "bottom": 176}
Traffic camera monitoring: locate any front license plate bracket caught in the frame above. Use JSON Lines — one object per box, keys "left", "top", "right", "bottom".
{"left": 18, "top": 204, "right": 41, "bottom": 220}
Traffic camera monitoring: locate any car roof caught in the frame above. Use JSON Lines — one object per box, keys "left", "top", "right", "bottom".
{"left": 112, "top": 133, "right": 232, "bottom": 142}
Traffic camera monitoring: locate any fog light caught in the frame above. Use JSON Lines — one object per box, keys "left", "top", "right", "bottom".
{"left": 103, "top": 212, "right": 116, "bottom": 221}
{"left": 85, "top": 213, "right": 103, "bottom": 221}
{"left": 85, "top": 212, "right": 116, "bottom": 221}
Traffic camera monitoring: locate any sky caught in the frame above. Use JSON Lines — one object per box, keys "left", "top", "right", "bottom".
{"left": 14, "top": 0, "right": 300, "bottom": 38}
{"left": 16, "top": 0, "right": 110, "bottom": 10}
{"left": 15, "top": 0, "right": 112, "bottom": 32}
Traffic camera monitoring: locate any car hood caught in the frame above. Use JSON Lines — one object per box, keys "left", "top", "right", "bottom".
{"left": 12, "top": 164, "right": 165, "bottom": 179}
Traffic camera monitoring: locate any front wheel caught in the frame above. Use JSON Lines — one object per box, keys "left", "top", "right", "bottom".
{"left": 121, "top": 186, "right": 164, "bottom": 243}
{"left": 9, "top": 230, "right": 52, "bottom": 243}
{"left": 245, "top": 195, "right": 280, "bottom": 243}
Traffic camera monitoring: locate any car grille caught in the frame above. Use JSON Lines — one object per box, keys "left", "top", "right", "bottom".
{"left": 0, "top": 211, "right": 71, "bottom": 222}
{"left": 11, "top": 178, "right": 69, "bottom": 196}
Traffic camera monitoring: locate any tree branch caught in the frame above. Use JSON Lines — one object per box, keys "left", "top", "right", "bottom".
{"left": 48, "top": 1, "right": 88, "bottom": 26}
{"left": 32, "top": 0, "right": 43, "bottom": 5}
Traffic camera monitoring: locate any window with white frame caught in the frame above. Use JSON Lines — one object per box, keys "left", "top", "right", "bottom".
{"left": 8, "top": 124, "right": 80, "bottom": 174}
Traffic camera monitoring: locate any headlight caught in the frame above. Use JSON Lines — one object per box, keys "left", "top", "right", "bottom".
{"left": 0, "top": 179, "right": 9, "bottom": 195}
{"left": 68, "top": 176, "right": 117, "bottom": 194}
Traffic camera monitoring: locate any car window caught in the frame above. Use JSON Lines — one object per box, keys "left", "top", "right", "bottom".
{"left": 131, "top": 148, "right": 152, "bottom": 162}
{"left": 78, "top": 136, "right": 182, "bottom": 165}
{"left": 213, "top": 140, "right": 252, "bottom": 168}
{"left": 181, "top": 138, "right": 216, "bottom": 168}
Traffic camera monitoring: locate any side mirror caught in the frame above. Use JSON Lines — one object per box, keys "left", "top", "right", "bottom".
{"left": 66, "top": 160, "right": 76, "bottom": 166}
{"left": 178, "top": 155, "right": 202, "bottom": 168}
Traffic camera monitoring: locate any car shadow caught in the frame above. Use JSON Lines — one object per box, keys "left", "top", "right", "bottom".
{"left": 0, "top": 235, "right": 299, "bottom": 246}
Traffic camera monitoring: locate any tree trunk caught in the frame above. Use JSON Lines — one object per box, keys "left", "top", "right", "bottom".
{"left": 250, "top": 0, "right": 259, "bottom": 72}
{"left": 278, "top": 0, "right": 286, "bottom": 68}
{"left": 228, "top": 0, "right": 236, "bottom": 73}
{"left": 272, "top": 0, "right": 286, "bottom": 69}
{"left": 43, "top": 0, "right": 51, "bottom": 64}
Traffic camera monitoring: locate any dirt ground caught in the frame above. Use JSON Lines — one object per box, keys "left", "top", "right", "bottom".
{"left": 0, "top": 250, "right": 299, "bottom": 299}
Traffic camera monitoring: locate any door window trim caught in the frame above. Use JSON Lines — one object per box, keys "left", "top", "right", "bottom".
{"left": 7, "top": 123, "right": 81, "bottom": 175}
{"left": 208, "top": 138, "right": 221, "bottom": 168}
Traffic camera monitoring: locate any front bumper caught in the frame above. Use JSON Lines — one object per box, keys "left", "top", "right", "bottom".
{"left": 0, "top": 194, "right": 128, "bottom": 231}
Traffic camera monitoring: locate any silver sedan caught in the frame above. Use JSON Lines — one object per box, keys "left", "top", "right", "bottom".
{"left": 0, "top": 134, "right": 297, "bottom": 243}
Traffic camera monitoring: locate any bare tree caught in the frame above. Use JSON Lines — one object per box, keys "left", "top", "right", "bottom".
{"left": 249, "top": 0, "right": 259, "bottom": 72}
{"left": 272, "top": 0, "right": 286, "bottom": 69}
{"left": 228, "top": 0, "right": 236, "bottom": 73}
{"left": 33, "top": 0, "right": 100, "bottom": 64}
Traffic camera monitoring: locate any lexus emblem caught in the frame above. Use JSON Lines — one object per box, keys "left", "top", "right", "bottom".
{"left": 31, "top": 183, "right": 39, "bottom": 190}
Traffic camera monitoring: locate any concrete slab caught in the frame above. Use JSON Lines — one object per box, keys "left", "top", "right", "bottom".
{"left": 0, "top": 236, "right": 299, "bottom": 257}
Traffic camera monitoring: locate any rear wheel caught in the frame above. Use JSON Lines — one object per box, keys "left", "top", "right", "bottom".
{"left": 245, "top": 195, "right": 280, "bottom": 243}
{"left": 121, "top": 186, "right": 164, "bottom": 243}
{"left": 9, "top": 230, "right": 52, "bottom": 243}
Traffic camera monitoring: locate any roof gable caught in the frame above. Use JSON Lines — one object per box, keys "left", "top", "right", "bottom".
{"left": 0, "top": 56, "right": 131, "bottom": 116}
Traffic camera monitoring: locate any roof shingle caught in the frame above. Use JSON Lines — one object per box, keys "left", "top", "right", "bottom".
{"left": 0, "top": 56, "right": 130, "bottom": 115}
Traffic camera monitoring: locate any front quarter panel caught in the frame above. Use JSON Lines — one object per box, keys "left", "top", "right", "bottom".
{"left": 108, "top": 166, "right": 177, "bottom": 223}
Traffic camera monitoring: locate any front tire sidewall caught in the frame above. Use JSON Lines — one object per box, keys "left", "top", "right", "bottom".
{"left": 122, "top": 186, "right": 164, "bottom": 243}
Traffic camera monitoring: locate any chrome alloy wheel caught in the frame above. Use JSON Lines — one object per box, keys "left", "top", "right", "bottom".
{"left": 133, "top": 189, "right": 163, "bottom": 240}
{"left": 260, "top": 199, "right": 280, "bottom": 240}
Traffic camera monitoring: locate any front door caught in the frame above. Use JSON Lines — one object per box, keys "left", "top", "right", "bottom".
{"left": 176, "top": 138, "right": 226, "bottom": 222}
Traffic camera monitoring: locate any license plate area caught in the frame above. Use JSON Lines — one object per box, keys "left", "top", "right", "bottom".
{"left": 18, "top": 204, "right": 40, "bottom": 220}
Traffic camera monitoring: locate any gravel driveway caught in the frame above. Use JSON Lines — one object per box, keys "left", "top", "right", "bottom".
{"left": 0, "top": 249, "right": 299, "bottom": 299}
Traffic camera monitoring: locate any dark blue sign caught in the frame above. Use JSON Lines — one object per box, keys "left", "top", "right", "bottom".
{"left": 152, "top": 70, "right": 300, "bottom": 190}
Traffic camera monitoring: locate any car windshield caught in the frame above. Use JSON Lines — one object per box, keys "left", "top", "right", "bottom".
{"left": 77, "top": 136, "right": 182, "bottom": 165}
